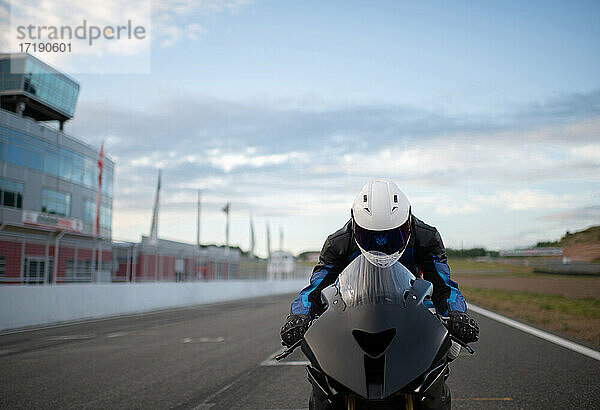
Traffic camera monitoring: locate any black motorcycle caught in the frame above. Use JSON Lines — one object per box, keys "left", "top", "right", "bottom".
{"left": 277, "top": 255, "right": 474, "bottom": 409}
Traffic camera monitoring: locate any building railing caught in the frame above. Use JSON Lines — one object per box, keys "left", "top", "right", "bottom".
{"left": 0, "top": 232, "right": 312, "bottom": 284}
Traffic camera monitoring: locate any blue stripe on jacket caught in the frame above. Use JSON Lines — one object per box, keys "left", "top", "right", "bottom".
{"left": 290, "top": 266, "right": 331, "bottom": 315}
{"left": 433, "top": 260, "right": 467, "bottom": 314}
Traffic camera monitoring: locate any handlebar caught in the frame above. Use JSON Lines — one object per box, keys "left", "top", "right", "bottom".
{"left": 439, "top": 315, "right": 476, "bottom": 354}
{"left": 275, "top": 339, "right": 302, "bottom": 361}
{"left": 449, "top": 334, "right": 475, "bottom": 354}
{"left": 276, "top": 315, "right": 475, "bottom": 361}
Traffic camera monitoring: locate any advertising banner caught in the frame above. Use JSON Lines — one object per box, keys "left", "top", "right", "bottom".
{"left": 22, "top": 210, "right": 84, "bottom": 233}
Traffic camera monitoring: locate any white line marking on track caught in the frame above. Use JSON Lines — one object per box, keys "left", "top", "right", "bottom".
{"left": 260, "top": 349, "right": 310, "bottom": 366}
{"left": 189, "top": 364, "right": 264, "bottom": 409}
{"left": 191, "top": 382, "right": 235, "bottom": 410}
{"left": 106, "top": 332, "right": 127, "bottom": 338}
{"left": 191, "top": 403, "right": 214, "bottom": 409}
{"left": 262, "top": 359, "right": 311, "bottom": 366}
{"left": 46, "top": 334, "right": 94, "bottom": 341}
{"left": 182, "top": 337, "right": 225, "bottom": 344}
{"left": 470, "top": 304, "right": 600, "bottom": 361}
{"left": 197, "top": 337, "right": 225, "bottom": 343}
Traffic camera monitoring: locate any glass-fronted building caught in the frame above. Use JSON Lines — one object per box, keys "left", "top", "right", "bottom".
{"left": 0, "top": 53, "right": 114, "bottom": 284}
{"left": 0, "top": 111, "right": 114, "bottom": 235}
{"left": 0, "top": 54, "right": 79, "bottom": 128}
{"left": 0, "top": 53, "right": 244, "bottom": 287}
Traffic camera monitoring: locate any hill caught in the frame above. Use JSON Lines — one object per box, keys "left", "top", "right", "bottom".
{"left": 536, "top": 225, "right": 600, "bottom": 248}
{"left": 537, "top": 226, "right": 600, "bottom": 263}
{"left": 561, "top": 226, "right": 600, "bottom": 246}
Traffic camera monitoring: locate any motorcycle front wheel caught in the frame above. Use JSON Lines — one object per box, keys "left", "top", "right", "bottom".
{"left": 344, "top": 393, "right": 417, "bottom": 409}
{"left": 309, "top": 390, "right": 417, "bottom": 410}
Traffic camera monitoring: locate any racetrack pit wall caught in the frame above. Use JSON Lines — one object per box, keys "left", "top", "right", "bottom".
{"left": 0, "top": 279, "right": 307, "bottom": 331}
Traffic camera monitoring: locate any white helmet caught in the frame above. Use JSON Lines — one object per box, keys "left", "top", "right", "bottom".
{"left": 352, "top": 179, "right": 411, "bottom": 267}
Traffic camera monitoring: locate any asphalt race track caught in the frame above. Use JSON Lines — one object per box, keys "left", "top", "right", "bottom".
{"left": 1, "top": 293, "right": 599, "bottom": 409}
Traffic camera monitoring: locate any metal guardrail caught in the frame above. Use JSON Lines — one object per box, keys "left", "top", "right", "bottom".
{"left": 533, "top": 263, "right": 600, "bottom": 275}
{"left": 1, "top": 226, "right": 314, "bottom": 285}
{"left": 471, "top": 257, "right": 600, "bottom": 275}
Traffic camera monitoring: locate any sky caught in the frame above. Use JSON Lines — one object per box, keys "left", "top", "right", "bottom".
{"left": 1, "top": 0, "right": 599, "bottom": 256}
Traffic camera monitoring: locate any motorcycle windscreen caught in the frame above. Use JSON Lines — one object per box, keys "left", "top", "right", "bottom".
{"left": 303, "top": 255, "right": 448, "bottom": 400}
{"left": 337, "top": 253, "right": 416, "bottom": 306}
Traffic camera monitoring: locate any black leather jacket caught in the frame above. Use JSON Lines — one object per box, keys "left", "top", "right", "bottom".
{"left": 290, "top": 216, "right": 466, "bottom": 317}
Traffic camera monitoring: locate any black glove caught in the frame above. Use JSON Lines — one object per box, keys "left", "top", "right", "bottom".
{"left": 280, "top": 314, "right": 310, "bottom": 347}
{"left": 448, "top": 311, "right": 479, "bottom": 343}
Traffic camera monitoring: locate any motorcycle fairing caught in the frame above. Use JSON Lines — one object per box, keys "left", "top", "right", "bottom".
{"left": 303, "top": 278, "right": 448, "bottom": 400}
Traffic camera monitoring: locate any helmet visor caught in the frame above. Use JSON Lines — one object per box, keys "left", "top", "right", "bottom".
{"left": 353, "top": 218, "right": 411, "bottom": 256}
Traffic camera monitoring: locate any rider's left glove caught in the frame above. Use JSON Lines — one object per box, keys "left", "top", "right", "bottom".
{"left": 448, "top": 311, "right": 479, "bottom": 343}
{"left": 280, "top": 314, "right": 310, "bottom": 347}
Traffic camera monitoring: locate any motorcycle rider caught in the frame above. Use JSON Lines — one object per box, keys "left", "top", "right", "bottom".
{"left": 280, "top": 179, "right": 478, "bottom": 406}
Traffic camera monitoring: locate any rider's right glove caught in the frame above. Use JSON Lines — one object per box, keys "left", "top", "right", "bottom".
{"left": 280, "top": 314, "right": 310, "bottom": 347}
{"left": 448, "top": 311, "right": 479, "bottom": 343}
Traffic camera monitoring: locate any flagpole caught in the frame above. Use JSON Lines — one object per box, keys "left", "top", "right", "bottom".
{"left": 150, "top": 170, "right": 161, "bottom": 243}
{"left": 223, "top": 203, "right": 230, "bottom": 249}
{"left": 196, "top": 190, "right": 201, "bottom": 247}
{"left": 266, "top": 221, "right": 271, "bottom": 259}
{"left": 226, "top": 209, "right": 230, "bottom": 248}
{"left": 279, "top": 226, "right": 283, "bottom": 251}
{"left": 249, "top": 212, "right": 255, "bottom": 259}
{"left": 94, "top": 143, "right": 104, "bottom": 238}
{"left": 93, "top": 143, "right": 104, "bottom": 282}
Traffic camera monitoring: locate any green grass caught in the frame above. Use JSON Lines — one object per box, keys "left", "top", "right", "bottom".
{"left": 461, "top": 286, "right": 600, "bottom": 319}
{"left": 448, "top": 258, "right": 535, "bottom": 276}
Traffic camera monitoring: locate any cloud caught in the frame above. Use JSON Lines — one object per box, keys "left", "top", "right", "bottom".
{"left": 516, "top": 91, "right": 600, "bottom": 126}
{"left": 153, "top": 0, "right": 254, "bottom": 16}
{"left": 208, "top": 150, "right": 308, "bottom": 172}
{"left": 540, "top": 205, "right": 600, "bottom": 223}
{"left": 434, "top": 203, "right": 479, "bottom": 216}
{"left": 487, "top": 190, "right": 576, "bottom": 211}
{"left": 569, "top": 144, "right": 600, "bottom": 164}
{"left": 65, "top": 90, "right": 600, "bottom": 246}
{"left": 152, "top": 0, "right": 255, "bottom": 47}
{"left": 423, "top": 189, "right": 593, "bottom": 217}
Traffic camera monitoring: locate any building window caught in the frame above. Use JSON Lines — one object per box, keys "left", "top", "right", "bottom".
{"left": 83, "top": 157, "right": 96, "bottom": 189}
{"left": 24, "top": 57, "right": 79, "bottom": 117}
{"left": 83, "top": 200, "right": 95, "bottom": 225}
{"left": 102, "top": 167, "right": 114, "bottom": 197}
{"left": 0, "top": 256, "right": 5, "bottom": 276}
{"left": 65, "top": 260, "right": 92, "bottom": 282}
{"left": 59, "top": 148, "right": 73, "bottom": 181}
{"left": 26, "top": 148, "right": 43, "bottom": 172}
{"left": 83, "top": 200, "right": 112, "bottom": 230}
{"left": 0, "top": 178, "right": 23, "bottom": 209}
{"left": 42, "top": 189, "right": 70, "bottom": 217}
{"left": 6, "top": 143, "right": 25, "bottom": 167}
{"left": 72, "top": 153, "right": 84, "bottom": 184}
{"left": 23, "top": 258, "right": 51, "bottom": 284}
{"left": 0, "top": 126, "right": 109, "bottom": 194}
{"left": 44, "top": 150, "right": 59, "bottom": 176}
{"left": 100, "top": 204, "right": 112, "bottom": 229}
{"left": 56, "top": 148, "right": 87, "bottom": 185}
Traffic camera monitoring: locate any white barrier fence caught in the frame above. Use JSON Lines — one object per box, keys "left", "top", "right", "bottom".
{"left": 0, "top": 279, "right": 307, "bottom": 331}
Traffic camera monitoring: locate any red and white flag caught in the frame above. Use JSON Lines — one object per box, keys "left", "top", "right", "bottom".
{"left": 94, "top": 143, "right": 104, "bottom": 237}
